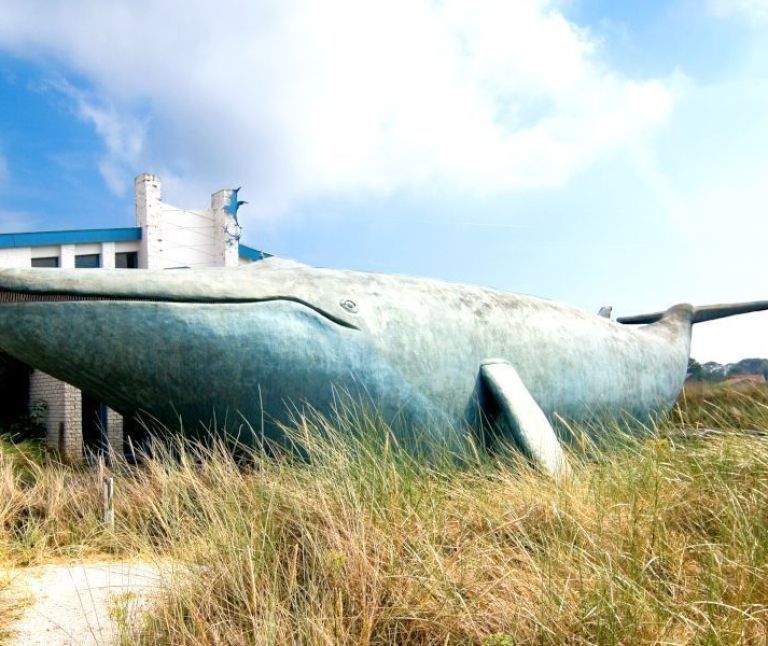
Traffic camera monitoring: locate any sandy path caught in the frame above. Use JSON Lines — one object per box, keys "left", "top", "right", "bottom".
{"left": 3, "top": 561, "right": 162, "bottom": 645}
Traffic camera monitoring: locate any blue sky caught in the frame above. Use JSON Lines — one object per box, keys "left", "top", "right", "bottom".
{"left": 0, "top": 0, "right": 767, "bottom": 362}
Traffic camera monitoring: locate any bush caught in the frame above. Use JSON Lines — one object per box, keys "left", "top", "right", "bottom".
{"left": 3, "top": 400, "right": 47, "bottom": 443}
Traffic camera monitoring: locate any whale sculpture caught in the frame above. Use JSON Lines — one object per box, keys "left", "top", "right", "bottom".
{"left": 0, "top": 259, "right": 766, "bottom": 475}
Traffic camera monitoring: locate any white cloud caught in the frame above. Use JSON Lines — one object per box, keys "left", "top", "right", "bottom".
{"left": 41, "top": 78, "right": 146, "bottom": 195}
{"left": 630, "top": 75, "right": 768, "bottom": 249}
{"left": 0, "top": 0, "right": 672, "bottom": 217}
{"left": 626, "top": 72, "right": 768, "bottom": 363}
{"left": 708, "top": 0, "right": 768, "bottom": 23}
{"left": 76, "top": 102, "right": 145, "bottom": 196}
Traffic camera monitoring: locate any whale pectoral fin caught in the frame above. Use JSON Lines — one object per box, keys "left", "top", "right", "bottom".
{"left": 479, "top": 360, "right": 570, "bottom": 478}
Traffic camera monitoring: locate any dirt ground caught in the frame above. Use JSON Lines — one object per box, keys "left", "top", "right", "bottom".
{"left": 2, "top": 560, "right": 161, "bottom": 645}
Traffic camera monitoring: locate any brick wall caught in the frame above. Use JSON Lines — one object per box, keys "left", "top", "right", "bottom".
{"left": 29, "top": 371, "right": 81, "bottom": 460}
{"left": 29, "top": 370, "right": 124, "bottom": 461}
{"left": 106, "top": 407, "right": 124, "bottom": 456}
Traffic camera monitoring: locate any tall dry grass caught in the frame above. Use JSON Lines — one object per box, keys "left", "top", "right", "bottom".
{"left": 2, "top": 387, "right": 768, "bottom": 644}
{"left": 674, "top": 381, "right": 768, "bottom": 430}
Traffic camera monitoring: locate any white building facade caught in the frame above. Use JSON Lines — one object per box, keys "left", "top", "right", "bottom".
{"left": 0, "top": 173, "right": 267, "bottom": 461}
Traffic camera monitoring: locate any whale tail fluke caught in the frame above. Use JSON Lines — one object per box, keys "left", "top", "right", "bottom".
{"left": 690, "top": 301, "right": 768, "bottom": 324}
{"left": 618, "top": 300, "right": 768, "bottom": 326}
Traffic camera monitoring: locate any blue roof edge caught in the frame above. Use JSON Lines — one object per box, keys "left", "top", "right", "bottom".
{"left": 0, "top": 227, "right": 272, "bottom": 262}
{"left": 239, "top": 244, "right": 272, "bottom": 261}
{"left": 0, "top": 227, "right": 142, "bottom": 249}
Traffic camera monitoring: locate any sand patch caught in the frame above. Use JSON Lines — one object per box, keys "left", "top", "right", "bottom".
{"left": 3, "top": 561, "right": 161, "bottom": 645}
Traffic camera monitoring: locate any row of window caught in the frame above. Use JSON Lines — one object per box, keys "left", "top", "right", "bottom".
{"left": 31, "top": 251, "right": 139, "bottom": 269}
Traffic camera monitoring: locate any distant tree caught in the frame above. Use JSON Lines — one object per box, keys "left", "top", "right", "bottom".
{"left": 701, "top": 361, "right": 728, "bottom": 382}
{"left": 729, "top": 358, "right": 768, "bottom": 379}
{"left": 688, "top": 357, "right": 768, "bottom": 383}
{"left": 686, "top": 357, "right": 704, "bottom": 382}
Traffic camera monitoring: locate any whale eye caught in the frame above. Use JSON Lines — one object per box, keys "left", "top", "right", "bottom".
{"left": 339, "top": 298, "right": 358, "bottom": 313}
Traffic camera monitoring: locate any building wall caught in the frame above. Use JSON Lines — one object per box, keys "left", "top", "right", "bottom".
{"left": 1, "top": 173, "right": 248, "bottom": 461}
{"left": 0, "top": 246, "right": 32, "bottom": 267}
{"left": 135, "top": 174, "right": 241, "bottom": 269}
{"left": 0, "top": 240, "right": 141, "bottom": 268}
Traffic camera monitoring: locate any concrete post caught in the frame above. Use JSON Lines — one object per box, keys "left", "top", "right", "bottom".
{"left": 63, "top": 381, "right": 83, "bottom": 461}
{"left": 60, "top": 244, "right": 76, "bottom": 269}
{"left": 100, "top": 242, "right": 116, "bottom": 269}
{"left": 211, "top": 189, "right": 241, "bottom": 267}
{"left": 135, "top": 174, "right": 163, "bottom": 269}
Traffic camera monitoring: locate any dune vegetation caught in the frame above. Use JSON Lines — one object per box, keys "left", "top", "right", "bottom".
{"left": 2, "top": 384, "right": 768, "bottom": 644}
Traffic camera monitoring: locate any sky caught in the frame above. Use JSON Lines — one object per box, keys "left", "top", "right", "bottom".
{"left": 0, "top": 0, "right": 766, "bottom": 363}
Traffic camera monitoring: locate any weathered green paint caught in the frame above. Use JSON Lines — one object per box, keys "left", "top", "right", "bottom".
{"left": 0, "top": 261, "right": 763, "bottom": 454}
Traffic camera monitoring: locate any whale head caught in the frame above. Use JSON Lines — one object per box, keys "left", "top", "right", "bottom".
{"left": 0, "top": 263, "right": 368, "bottom": 440}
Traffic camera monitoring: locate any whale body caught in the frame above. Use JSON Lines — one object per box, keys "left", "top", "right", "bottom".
{"left": 0, "top": 260, "right": 765, "bottom": 475}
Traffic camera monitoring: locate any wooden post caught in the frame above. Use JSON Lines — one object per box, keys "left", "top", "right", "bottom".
{"left": 102, "top": 477, "right": 115, "bottom": 529}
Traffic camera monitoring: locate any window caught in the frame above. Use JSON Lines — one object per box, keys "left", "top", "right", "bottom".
{"left": 31, "top": 256, "right": 59, "bottom": 268}
{"left": 75, "top": 254, "right": 101, "bottom": 268}
{"left": 115, "top": 251, "right": 138, "bottom": 269}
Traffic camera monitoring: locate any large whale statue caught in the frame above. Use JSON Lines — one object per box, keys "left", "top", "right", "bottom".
{"left": 0, "top": 259, "right": 765, "bottom": 475}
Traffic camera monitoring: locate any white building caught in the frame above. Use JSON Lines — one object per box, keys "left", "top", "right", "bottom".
{"left": 0, "top": 173, "right": 267, "bottom": 461}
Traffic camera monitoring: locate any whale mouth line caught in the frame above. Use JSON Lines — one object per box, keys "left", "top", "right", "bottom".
{"left": 0, "top": 289, "right": 359, "bottom": 330}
